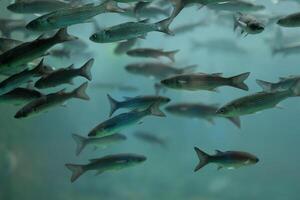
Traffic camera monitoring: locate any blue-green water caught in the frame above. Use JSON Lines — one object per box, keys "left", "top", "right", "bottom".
{"left": 1, "top": 0, "right": 300, "bottom": 199}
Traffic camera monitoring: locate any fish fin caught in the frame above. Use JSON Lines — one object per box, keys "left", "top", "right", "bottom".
{"left": 156, "top": 17, "right": 174, "bottom": 36}
{"left": 166, "top": 49, "right": 179, "bottom": 62}
{"left": 226, "top": 116, "right": 241, "bottom": 129}
{"left": 73, "top": 82, "right": 90, "bottom": 100}
{"left": 107, "top": 94, "right": 120, "bottom": 117}
{"left": 79, "top": 58, "right": 94, "bottom": 81}
{"left": 139, "top": 19, "right": 150, "bottom": 23}
{"left": 31, "top": 59, "right": 45, "bottom": 75}
{"left": 72, "top": 134, "right": 87, "bottom": 156}
{"left": 146, "top": 103, "right": 166, "bottom": 117}
{"left": 256, "top": 79, "right": 273, "bottom": 92}
{"left": 138, "top": 121, "right": 143, "bottom": 125}
{"left": 230, "top": 72, "right": 250, "bottom": 91}
{"left": 276, "top": 104, "right": 284, "bottom": 109}
{"left": 215, "top": 150, "right": 223, "bottom": 155}
{"left": 54, "top": 28, "right": 78, "bottom": 43}
{"left": 194, "top": 147, "right": 210, "bottom": 172}
{"left": 211, "top": 73, "right": 223, "bottom": 77}
{"left": 103, "top": 0, "right": 124, "bottom": 13}
{"left": 65, "top": 164, "right": 85, "bottom": 183}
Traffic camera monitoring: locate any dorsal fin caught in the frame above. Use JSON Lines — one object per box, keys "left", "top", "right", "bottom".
{"left": 67, "top": 64, "right": 74, "bottom": 69}
{"left": 138, "top": 19, "right": 149, "bottom": 23}
{"left": 215, "top": 150, "right": 223, "bottom": 155}
{"left": 211, "top": 73, "right": 223, "bottom": 77}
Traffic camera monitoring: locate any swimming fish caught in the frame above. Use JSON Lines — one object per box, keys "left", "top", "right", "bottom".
{"left": 277, "top": 12, "right": 300, "bottom": 27}
{"left": 126, "top": 48, "right": 179, "bottom": 62}
{"left": 0, "top": 88, "right": 43, "bottom": 106}
{"left": 234, "top": 13, "right": 265, "bottom": 35}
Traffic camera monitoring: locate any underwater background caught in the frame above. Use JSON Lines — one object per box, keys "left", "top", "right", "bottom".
{"left": 1, "top": 0, "right": 300, "bottom": 199}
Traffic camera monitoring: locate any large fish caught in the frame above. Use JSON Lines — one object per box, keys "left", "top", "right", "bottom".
{"left": 66, "top": 153, "right": 146, "bottom": 182}
{"left": 15, "top": 82, "right": 89, "bottom": 118}
{"left": 194, "top": 147, "right": 259, "bottom": 171}
{"left": 0, "top": 28, "right": 77, "bottom": 75}
{"left": 277, "top": 12, "right": 300, "bottom": 27}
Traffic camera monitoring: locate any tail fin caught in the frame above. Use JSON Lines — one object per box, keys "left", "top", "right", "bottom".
{"left": 79, "top": 58, "right": 94, "bottom": 81}
{"left": 146, "top": 103, "right": 166, "bottom": 117}
{"left": 230, "top": 72, "right": 250, "bottom": 91}
{"left": 103, "top": 0, "right": 124, "bottom": 13}
{"left": 179, "top": 64, "right": 198, "bottom": 74}
{"left": 72, "top": 82, "right": 90, "bottom": 100}
{"left": 194, "top": 147, "right": 210, "bottom": 172}
{"left": 107, "top": 94, "right": 120, "bottom": 117}
{"left": 72, "top": 134, "right": 87, "bottom": 156}
{"left": 54, "top": 28, "right": 78, "bottom": 43}
{"left": 165, "top": 49, "right": 179, "bottom": 62}
{"left": 226, "top": 117, "right": 241, "bottom": 129}
{"left": 291, "top": 80, "right": 300, "bottom": 96}
{"left": 65, "top": 164, "right": 85, "bottom": 183}
{"left": 256, "top": 79, "right": 273, "bottom": 92}
{"left": 156, "top": 17, "right": 174, "bottom": 36}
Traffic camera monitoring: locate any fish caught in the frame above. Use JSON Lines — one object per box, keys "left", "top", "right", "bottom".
{"left": 125, "top": 62, "right": 197, "bottom": 80}
{"left": 49, "top": 48, "right": 71, "bottom": 59}
{"left": 126, "top": 48, "right": 179, "bottom": 62}
{"left": 256, "top": 76, "right": 300, "bottom": 92}
{"left": 0, "top": 88, "right": 43, "bottom": 106}
{"left": 65, "top": 153, "right": 146, "bottom": 182}
{"left": 88, "top": 103, "right": 165, "bottom": 138}
{"left": 194, "top": 147, "right": 259, "bottom": 171}
{"left": 7, "top": 0, "right": 72, "bottom": 14}
{"left": 272, "top": 42, "right": 300, "bottom": 56}
{"left": 26, "top": 1, "right": 123, "bottom": 31}
{"left": 114, "top": 38, "right": 138, "bottom": 55}
{"left": 14, "top": 82, "right": 89, "bottom": 119}
{"left": 234, "top": 12, "right": 265, "bottom": 35}
{"left": 107, "top": 94, "right": 171, "bottom": 116}
{"left": 0, "top": 60, "right": 46, "bottom": 96}
{"left": 72, "top": 133, "right": 127, "bottom": 156}
{"left": 207, "top": 1, "right": 265, "bottom": 12}
{"left": 160, "top": 72, "right": 250, "bottom": 91}
{"left": 277, "top": 12, "right": 300, "bottom": 27}
{"left": 165, "top": 103, "right": 241, "bottom": 128}
{"left": 216, "top": 81, "right": 300, "bottom": 117}
{"left": 35, "top": 58, "right": 94, "bottom": 89}
{"left": 134, "top": 131, "right": 167, "bottom": 148}
{"left": 0, "top": 18, "right": 28, "bottom": 38}
{"left": 91, "top": 82, "right": 139, "bottom": 92}
{"left": 0, "top": 28, "right": 77, "bottom": 75}
{"left": 0, "top": 37, "right": 22, "bottom": 53}
{"left": 89, "top": 17, "right": 174, "bottom": 43}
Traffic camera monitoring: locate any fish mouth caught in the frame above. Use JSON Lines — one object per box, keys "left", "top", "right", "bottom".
{"left": 138, "top": 156, "right": 147, "bottom": 162}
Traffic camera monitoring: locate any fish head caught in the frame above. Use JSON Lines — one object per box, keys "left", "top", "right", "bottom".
{"left": 247, "top": 22, "right": 264, "bottom": 34}
{"left": 7, "top": 3, "right": 24, "bottom": 13}
{"left": 26, "top": 18, "right": 47, "bottom": 31}
{"left": 244, "top": 154, "right": 259, "bottom": 165}
{"left": 160, "top": 76, "right": 187, "bottom": 89}
{"left": 125, "top": 64, "right": 143, "bottom": 74}
{"left": 158, "top": 96, "right": 171, "bottom": 104}
{"left": 130, "top": 155, "right": 147, "bottom": 164}
{"left": 216, "top": 105, "right": 236, "bottom": 117}
{"left": 89, "top": 30, "right": 110, "bottom": 43}
{"left": 14, "top": 105, "right": 34, "bottom": 119}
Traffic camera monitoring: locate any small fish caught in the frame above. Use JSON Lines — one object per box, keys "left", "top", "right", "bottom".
{"left": 234, "top": 13, "right": 265, "bottom": 35}
{"left": 0, "top": 28, "right": 77, "bottom": 75}
{"left": 91, "top": 82, "right": 139, "bottom": 92}
{"left": 88, "top": 103, "right": 165, "bottom": 138}
{"left": 107, "top": 94, "right": 170, "bottom": 116}
{"left": 125, "top": 62, "right": 197, "bottom": 80}
{"left": 134, "top": 131, "right": 167, "bottom": 148}
{"left": 114, "top": 38, "right": 138, "bottom": 55}
{"left": 256, "top": 76, "right": 300, "bottom": 92}
{"left": 72, "top": 133, "right": 127, "bottom": 156}
{"left": 165, "top": 103, "right": 241, "bottom": 128}
{"left": 277, "top": 12, "right": 300, "bottom": 27}
{"left": 0, "top": 88, "right": 43, "bottom": 106}
{"left": 7, "top": 0, "right": 72, "bottom": 14}
{"left": 89, "top": 18, "right": 174, "bottom": 43}
{"left": 50, "top": 48, "right": 71, "bottom": 59}
{"left": 216, "top": 82, "right": 300, "bottom": 117}
{"left": 26, "top": 1, "right": 123, "bottom": 31}
{"left": 0, "top": 60, "right": 46, "bottom": 96}
{"left": 127, "top": 48, "right": 179, "bottom": 62}
{"left": 14, "top": 82, "right": 89, "bottom": 119}
{"left": 65, "top": 153, "right": 146, "bottom": 182}
{"left": 0, "top": 37, "right": 22, "bottom": 53}
{"left": 161, "top": 72, "right": 250, "bottom": 91}
{"left": 194, "top": 147, "right": 259, "bottom": 171}
{"left": 35, "top": 58, "right": 94, "bottom": 89}
{"left": 207, "top": 1, "right": 265, "bottom": 12}
{"left": 272, "top": 42, "right": 300, "bottom": 56}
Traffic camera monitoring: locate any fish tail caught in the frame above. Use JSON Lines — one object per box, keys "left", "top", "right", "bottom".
{"left": 226, "top": 117, "right": 241, "bottom": 129}
{"left": 291, "top": 81, "right": 300, "bottom": 96}
{"left": 79, "top": 58, "right": 94, "bottom": 81}
{"left": 166, "top": 49, "right": 179, "bottom": 62}
{"left": 180, "top": 64, "right": 198, "bottom": 74}
{"left": 194, "top": 147, "right": 210, "bottom": 172}
{"left": 102, "top": 0, "right": 124, "bottom": 13}
{"left": 54, "top": 28, "right": 78, "bottom": 43}
{"left": 65, "top": 164, "right": 85, "bottom": 183}
{"left": 256, "top": 79, "right": 273, "bottom": 92}
{"left": 156, "top": 17, "right": 174, "bottom": 36}
{"left": 73, "top": 82, "right": 90, "bottom": 100}
{"left": 230, "top": 72, "right": 250, "bottom": 91}
{"left": 72, "top": 134, "right": 87, "bottom": 156}
{"left": 146, "top": 103, "right": 166, "bottom": 117}
{"left": 107, "top": 94, "right": 120, "bottom": 117}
